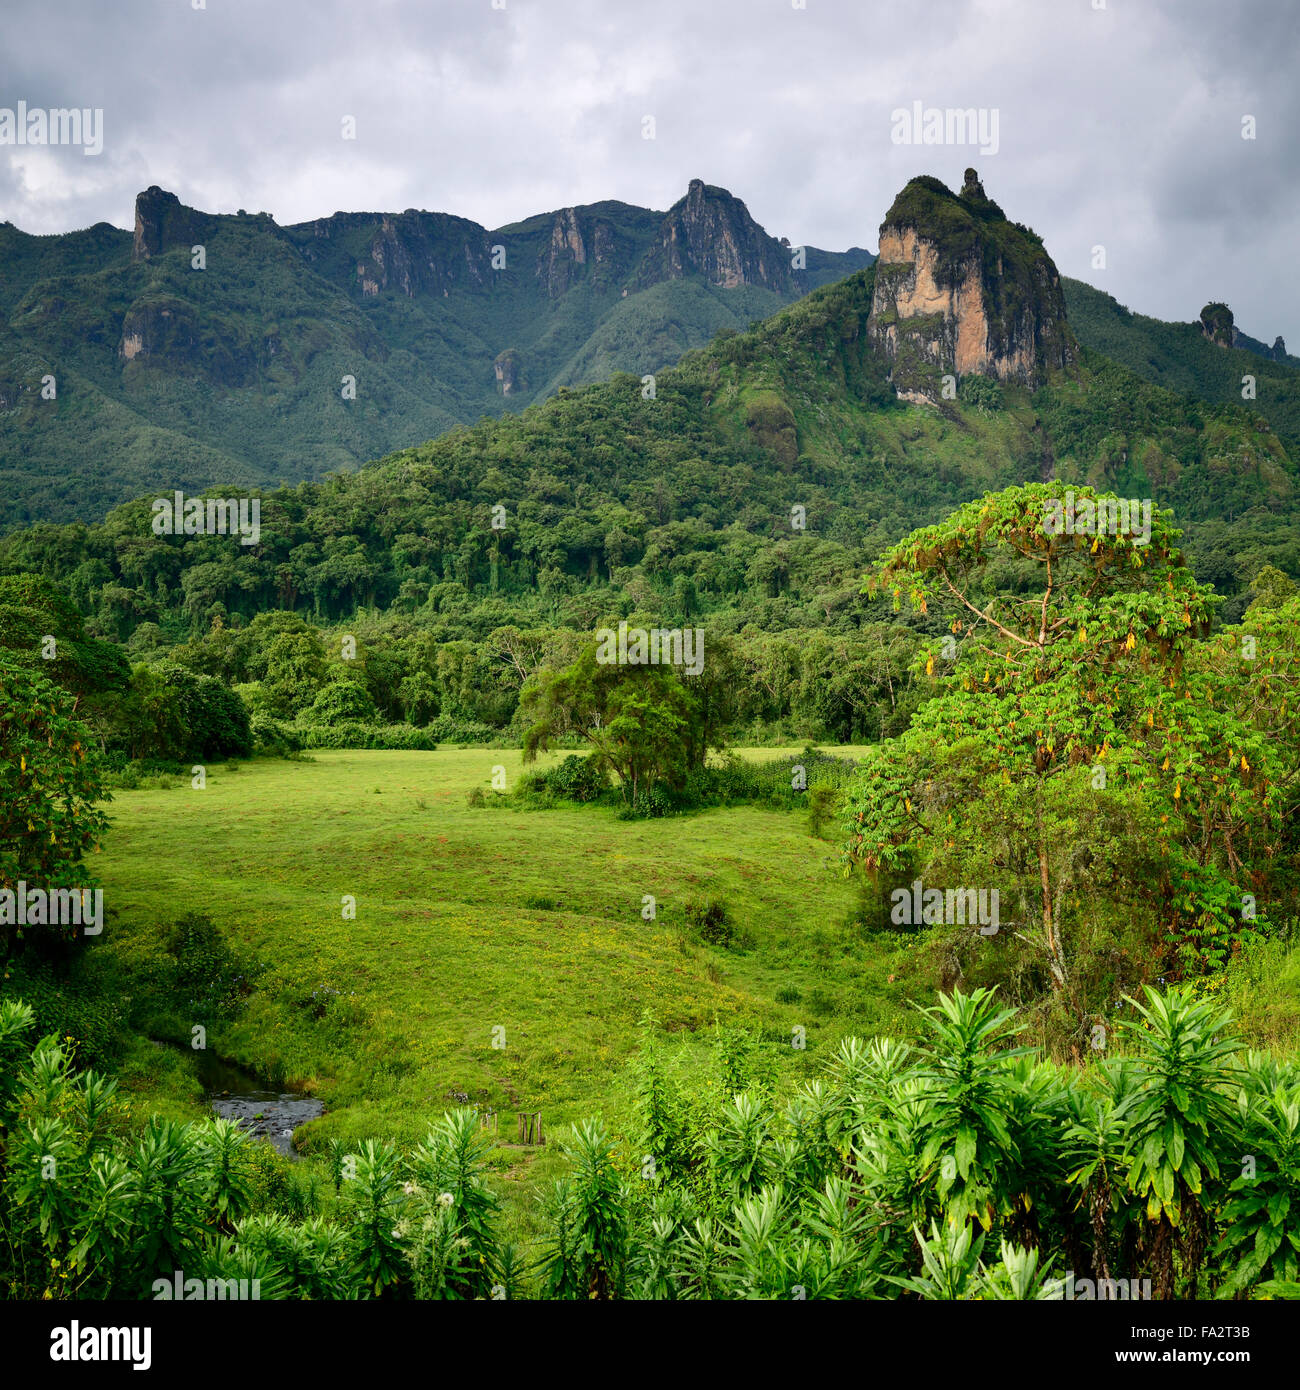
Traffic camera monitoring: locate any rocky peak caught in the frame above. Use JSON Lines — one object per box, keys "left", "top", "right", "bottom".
{"left": 634, "top": 179, "right": 795, "bottom": 293}
{"left": 288, "top": 208, "right": 494, "bottom": 298}
{"left": 132, "top": 186, "right": 205, "bottom": 263}
{"left": 1200, "top": 302, "right": 1234, "bottom": 349}
{"left": 865, "top": 170, "right": 1075, "bottom": 402}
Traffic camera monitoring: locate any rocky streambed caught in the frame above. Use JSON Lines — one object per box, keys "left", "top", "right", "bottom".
{"left": 194, "top": 1051, "right": 324, "bottom": 1158}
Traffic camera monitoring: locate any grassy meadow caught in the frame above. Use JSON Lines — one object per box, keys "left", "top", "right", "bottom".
{"left": 89, "top": 747, "right": 917, "bottom": 1226}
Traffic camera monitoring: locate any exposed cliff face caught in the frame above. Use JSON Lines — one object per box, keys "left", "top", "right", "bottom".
{"left": 634, "top": 179, "right": 796, "bottom": 292}
{"left": 1194, "top": 303, "right": 1297, "bottom": 364}
{"left": 535, "top": 206, "right": 623, "bottom": 298}
{"left": 1200, "top": 302, "right": 1235, "bottom": 349}
{"left": 493, "top": 347, "right": 523, "bottom": 394}
{"left": 117, "top": 294, "right": 254, "bottom": 385}
{"left": 866, "top": 169, "right": 1076, "bottom": 402}
{"left": 293, "top": 210, "right": 494, "bottom": 298}
{"left": 132, "top": 186, "right": 210, "bottom": 263}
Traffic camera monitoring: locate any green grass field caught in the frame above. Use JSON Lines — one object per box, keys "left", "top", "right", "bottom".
{"left": 91, "top": 748, "right": 916, "bottom": 1222}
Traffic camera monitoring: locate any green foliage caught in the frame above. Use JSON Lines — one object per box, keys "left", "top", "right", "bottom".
{"left": 958, "top": 373, "right": 1004, "bottom": 412}
{"left": 1064, "top": 277, "right": 1300, "bottom": 459}
{"left": 0, "top": 192, "right": 869, "bottom": 530}
{"left": 842, "top": 483, "right": 1294, "bottom": 1023}
{"left": 522, "top": 643, "right": 714, "bottom": 803}
{"left": 3, "top": 983, "right": 1298, "bottom": 1299}
{"left": 538, "top": 1120, "right": 629, "bottom": 1299}
{"left": 0, "top": 652, "right": 110, "bottom": 961}
{"left": 685, "top": 899, "right": 733, "bottom": 948}
{"left": 163, "top": 914, "right": 250, "bottom": 1020}
{"left": 1213, "top": 1057, "right": 1300, "bottom": 1296}
{"left": 529, "top": 752, "right": 609, "bottom": 803}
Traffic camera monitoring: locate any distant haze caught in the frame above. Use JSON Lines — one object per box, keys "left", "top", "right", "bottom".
{"left": 1, "top": 0, "right": 1296, "bottom": 343}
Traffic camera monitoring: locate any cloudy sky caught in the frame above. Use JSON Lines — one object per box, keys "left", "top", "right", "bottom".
{"left": 2, "top": 0, "right": 1296, "bottom": 342}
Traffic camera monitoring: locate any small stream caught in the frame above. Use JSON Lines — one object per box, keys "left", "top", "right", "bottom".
{"left": 193, "top": 1050, "right": 325, "bottom": 1158}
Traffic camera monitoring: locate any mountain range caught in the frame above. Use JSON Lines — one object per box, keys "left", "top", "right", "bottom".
{"left": 0, "top": 170, "right": 1298, "bottom": 547}
{"left": 5, "top": 167, "right": 1297, "bottom": 656}
{"left": 0, "top": 179, "right": 870, "bottom": 528}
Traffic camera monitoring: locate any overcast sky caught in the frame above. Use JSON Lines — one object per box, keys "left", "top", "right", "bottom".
{"left": 2, "top": 0, "right": 1296, "bottom": 342}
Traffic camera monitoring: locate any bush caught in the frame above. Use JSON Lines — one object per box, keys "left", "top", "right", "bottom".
{"left": 541, "top": 754, "right": 610, "bottom": 803}
{"left": 302, "top": 679, "right": 378, "bottom": 727}
{"left": 103, "top": 756, "right": 186, "bottom": 789}
{"left": 163, "top": 913, "right": 251, "bottom": 1018}
{"left": 958, "top": 373, "right": 1004, "bottom": 412}
{"left": 807, "top": 785, "right": 841, "bottom": 838}
{"left": 686, "top": 899, "right": 733, "bottom": 948}
{"left": 424, "top": 716, "right": 500, "bottom": 745}
{"left": 0, "top": 957, "right": 129, "bottom": 1072}
{"left": 155, "top": 662, "right": 252, "bottom": 759}
{"left": 617, "top": 783, "right": 679, "bottom": 819}
{"left": 250, "top": 712, "right": 304, "bottom": 755}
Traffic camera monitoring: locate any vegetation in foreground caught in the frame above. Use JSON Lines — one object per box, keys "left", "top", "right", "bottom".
{"left": 3, "top": 983, "right": 1298, "bottom": 1301}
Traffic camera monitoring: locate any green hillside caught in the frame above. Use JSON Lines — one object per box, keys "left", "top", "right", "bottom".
{"left": 0, "top": 185, "right": 871, "bottom": 529}
{"left": 4, "top": 261, "right": 1295, "bottom": 669}
{"left": 1064, "top": 276, "right": 1300, "bottom": 457}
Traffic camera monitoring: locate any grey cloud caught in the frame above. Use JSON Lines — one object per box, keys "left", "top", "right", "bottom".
{"left": 0, "top": 0, "right": 1295, "bottom": 341}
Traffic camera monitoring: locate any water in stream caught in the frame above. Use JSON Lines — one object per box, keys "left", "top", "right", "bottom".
{"left": 195, "top": 1051, "right": 324, "bottom": 1158}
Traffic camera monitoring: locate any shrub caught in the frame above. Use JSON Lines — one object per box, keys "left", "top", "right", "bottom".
{"left": 155, "top": 662, "right": 252, "bottom": 759}
{"left": 250, "top": 712, "right": 304, "bottom": 755}
{"left": 807, "top": 784, "right": 841, "bottom": 838}
{"left": 163, "top": 914, "right": 250, "bottom": 1018}
{"left": 686, "top": 899, "right": 733, "bottom": 948}
{"left": 302, "top": 679, "right": 379, "bottom": 727}
{"left": 958, "top": 373, "right": 1004, "bottom": 411}
{"left": 424, "top": 716, "right": 500, "bottom": 745}
{"left": 0, "top": 958, "right": 129, "bottom": 1072}
{"left": 617, "top": 783, "right": 679, "bottom": 819}
{"left": 541, "top": 754, "right": 610, "bottom": 803}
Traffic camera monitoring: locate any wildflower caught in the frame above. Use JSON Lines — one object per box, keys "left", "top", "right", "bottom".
{"left": 438, "top": 1192, "right": 454, "bottom": 1208}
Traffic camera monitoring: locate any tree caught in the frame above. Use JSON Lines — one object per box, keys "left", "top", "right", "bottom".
{"left": 304, "top": 679, "right": 378, "bottom": 727}
{"left": 0, "top": 574, "right": 129, "bottom": 710}
{"left": 261, "top": 627, "right": 328, "bottom": 719}
{"left": 0, "top": 652, "right": 110, "bottom": 960}
{"left": 841, "top": 484, "right": 1282, "bottom": 1018}
{"left": 156, "top": 663, "right": 252, "bottom": 758}
{"left": 521, "top": 642, "right": 708, "bottom": 804}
